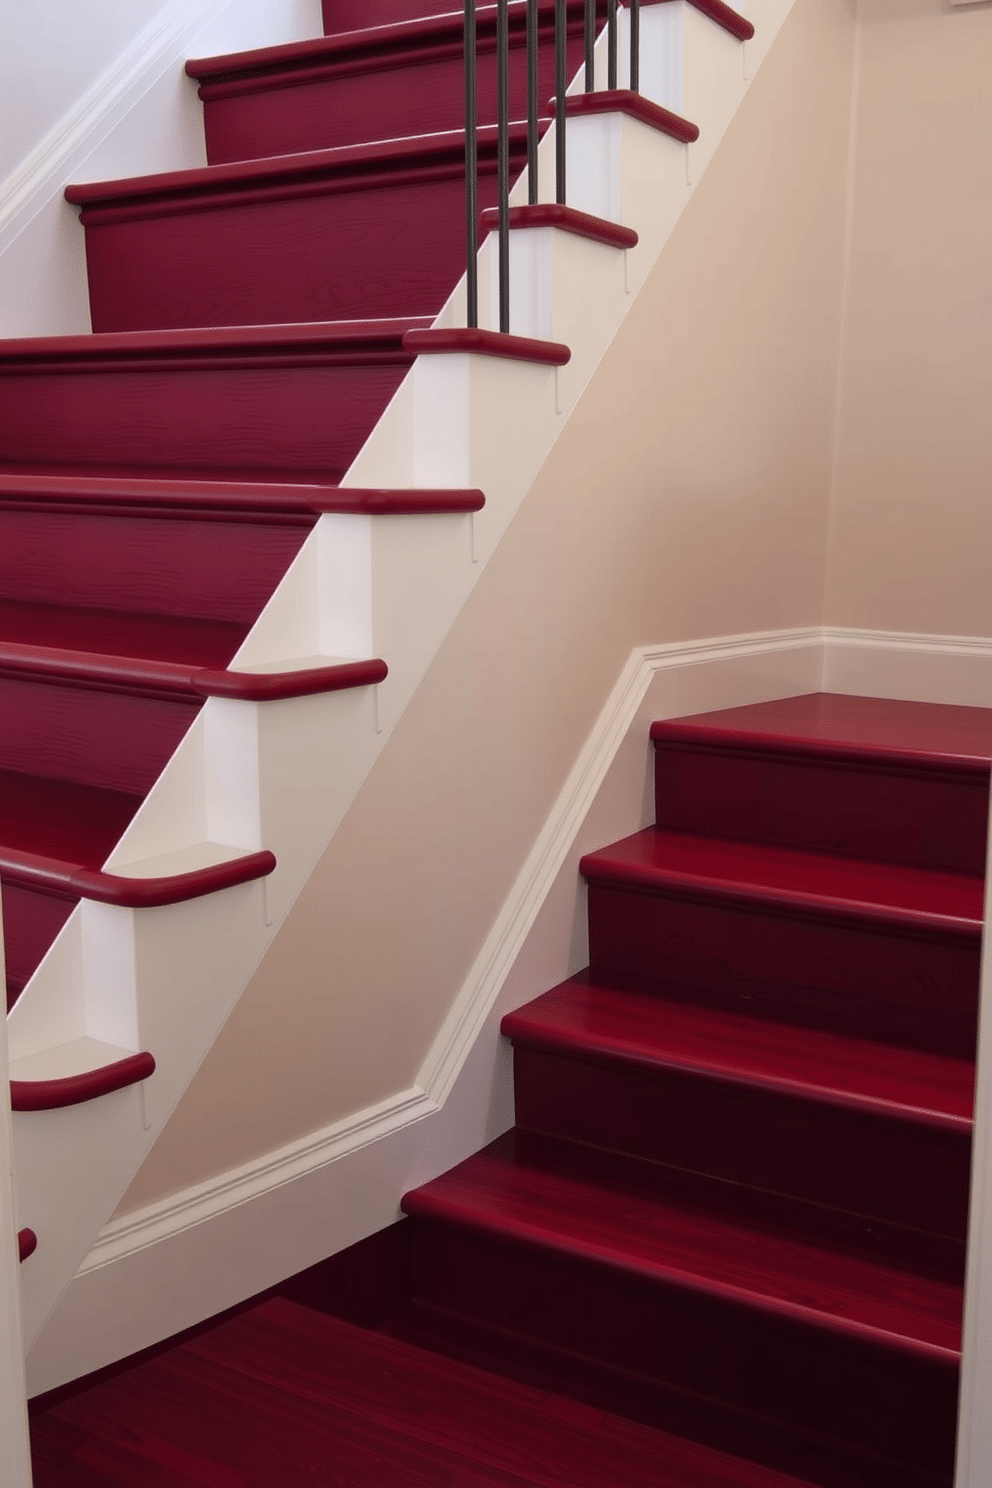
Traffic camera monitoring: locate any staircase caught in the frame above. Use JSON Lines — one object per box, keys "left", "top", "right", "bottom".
{"left": 29, "top": 691, "right": 990, "bottom": 1486}
{"left": 5, "top": 0, "right": 800, "bottom": 1366}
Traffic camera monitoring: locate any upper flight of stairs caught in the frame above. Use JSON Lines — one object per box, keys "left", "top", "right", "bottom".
{"left": 8, "top": 0, "right": 785, "bottom": 1358}
{"left": 29, "top": 692, "right": 991, "bottom": 1487}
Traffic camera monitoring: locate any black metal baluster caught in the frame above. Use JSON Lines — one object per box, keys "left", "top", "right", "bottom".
{"left": 527, "top": 0, "right": 538, "bottom": 203}
{"left": 497, "top": 0, "right": 510, "bottom": 333}
{"left": 608, "top": 0, "right": 617, "bottom": 89}
{"left": 465, "top": 0, "right": 478, "bottom": 327}
{"left": 585, "top": 0, "right": 595, "bottom": 91}
{"left": 555, "top": 0, "right": 566, "bottom": 203}
{"left": 630, "top": 0, "right": 640, "bottom": 92}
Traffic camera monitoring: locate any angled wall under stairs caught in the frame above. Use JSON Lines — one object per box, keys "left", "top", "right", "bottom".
{"left": 3, "top": 0, "right": 804, "bottom": 1376}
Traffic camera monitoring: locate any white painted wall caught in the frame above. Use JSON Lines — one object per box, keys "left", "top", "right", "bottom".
{"left": 0, "top": 899, "right": 33, "bottom": 1487}
{"left": 1, "top": 0, "right": 184, "bottom": 181}
{"left": 0, "top": 0, "right": 322, "bottom": 337}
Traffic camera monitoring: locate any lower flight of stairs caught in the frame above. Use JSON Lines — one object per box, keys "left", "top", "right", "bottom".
{"left": 29, "top": 692, "right": 991, "bottom": 1488}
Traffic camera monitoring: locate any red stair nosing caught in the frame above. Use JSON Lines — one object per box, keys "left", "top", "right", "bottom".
{"left": 18, "top": 1228, "right": 37, "bottom": 1262}
{"left": 403, "top": 1133, "right": 963, "bottom": 1366}
{"left": 189, "top": 2, "right": 587, "bottom": 87}
{"left": 403, "top": 327, "right": 571, "bottom": 364}
{"left": 0, "top": 472, "right": 485, "bottom": 521}
{"left": 11, "top": 1052, "right": 156, "bottom": 1112}
{"left": 0, "top": 644, "right": 388, "bottom": 703}
{"left": 480, "top": 202, "right": 638, "bottom": 249}
{"left": 565, "top": 90, "right": 700, "bottom": 144}
{"left": 682, "top": 0, "right": 756, "bottom": 43}
{"left": 0, "top": 845, "right": 276, "bottom": 909}
{"left": 580, "top": 827, "right": 985, "bottom": 939}
{"left": 0, "top": 318, "right": 430, "bottom": 370}
{"left": 502, "top": 974, "right": 975, "bottom": 1136}
{"left": 64, "top": 125, "right": 541, "bottom": 223}
{"left": 651, "top": 706, "right": 992, "bottom": 777}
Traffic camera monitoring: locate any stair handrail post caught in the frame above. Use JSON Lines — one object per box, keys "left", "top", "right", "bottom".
{"left": 496, "top": 0, "right": 511, "bottom": 333}
{"left": 464, "top": 0, "right": 479, "bottom": 328}
{"left": 526, "top": 0, "right": 539, "bottom": 203}
{"left": 555, "top": 0, "right": 567, "bottom": 203}
{"left": 608, "top": 0, "right": 618, "bottom": 90}
{"left": 0, "top": 899, "right": 34, "bottom": 1488}
{"left": 584, "top": 0, "right": 596, "bottom": 90}
{"left": 630, "top": 0, "right": 640, "bottom": 92}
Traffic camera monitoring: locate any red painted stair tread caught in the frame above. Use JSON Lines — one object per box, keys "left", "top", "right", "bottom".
{"left": 566, "top": 90, "right": 700, "bottom": 143}
{"left": 651, "top": 692, "right": 992, "bottom": 772}
{"left": 580, "top": 826, "right": 985, "bottom": 933}
{"left": 0, "top": 770, "right": 141, "bottom": 868}
{"left": 502, "top": 973, "right": 975, "bottom": 1132}
{"left": 0, "top": 599, "right": 244, "bottom": 669}
{"left": 0, "top": 470, "right": 485, "bottom": 518}
{"left": 63, "top": 129, "right": 536, "bottom": 211}
{"left": 0, "top": 320, "right": 428, "bottom": 483}
{"left": 32, "top": 1297, "right": 818, "bottom": 1488}
{"left": 480, "top": 202, "right": 639, "bottom": 248}
{"left": 403, "top": 1131, "right": 964, "bottom": 1361}
{"left": 66, "top": 127, "right": 540, "bottom": 331}
{"left": 189, "top": 5, "right": 595, "bottom": 164}
{"left": 189, "top": 0, "right": 607, "bottom": 84}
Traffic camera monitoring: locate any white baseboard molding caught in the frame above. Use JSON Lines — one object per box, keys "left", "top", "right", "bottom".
{"left": 26, "top": 623, "right": 992, "bottom": 1395}
{"left": 823, "top": 625, "right": 992, "bottom": 706}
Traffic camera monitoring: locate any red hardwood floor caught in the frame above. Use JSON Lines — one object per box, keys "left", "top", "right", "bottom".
{"left": 30, "top": 1299, "right": 814, "bottom": 1488}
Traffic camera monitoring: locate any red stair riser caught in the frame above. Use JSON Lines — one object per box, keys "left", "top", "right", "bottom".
{"left": 654, "top": 742, "right": 991, "bottom": 878}
{"left": 512, "top": 1045, "right": 972, "bottom": 1246}
{"left": 196, "top": 19, "right": 589, "bottom": 165}
{"left": 390, "top": 1305, "right": 937, "bottom": 1488}
{"left": 76, "top": 150, "right": 525, "bottom": 335}
{"left": 0, "top": 510, "right": 307, "bottom": 624}
{"left": 0, "top": 676, "right": 198, "bottom": 795}
{"left": 586, "top": 884, "right": 981, "bottom": 1059}
{"left": 2, "top": 882, "right": 74, "bottom": 1010}
{"left": 324, "top": 0, "right": 458, "bottom": 28}
{"left": 409, "top": 1222, "right": 959, "bottom": 1478}
{"left": 0, "top": 361, "right": 407, "bottom": 482}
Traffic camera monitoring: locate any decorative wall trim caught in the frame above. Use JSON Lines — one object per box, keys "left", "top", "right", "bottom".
{"left": 826, "top": 625, "right": 992, "bottom": 661}
{"left": 0, "top": 0, "right": 232, "bottom": 254}
{"left": 29, "top": 621, "right": 989, "bottom": 1397}
{"left": 420, "top": 625, "right": 824, "bottom": 1109}
{"left": 81, "top": 1084, "right": 433, "bottom": 1274}
{"left": 823, "top": 625, "right": 992, "bottom": 705}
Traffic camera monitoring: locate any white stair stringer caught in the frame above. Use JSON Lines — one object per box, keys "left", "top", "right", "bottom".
{"left": 9, "top": 0, "right": 798, "bottom": 1362}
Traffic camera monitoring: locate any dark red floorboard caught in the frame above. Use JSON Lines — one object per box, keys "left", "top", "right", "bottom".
{"left": 31, "top": 1299, "right": 819, "bottom": 1488}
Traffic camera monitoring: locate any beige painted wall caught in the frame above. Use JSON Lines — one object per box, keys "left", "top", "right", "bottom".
{"left": 118, "top": 0, "right": 857, "bottom": 1212}
{"left": 825, "top": 0, "right": 992, "bottom": 636}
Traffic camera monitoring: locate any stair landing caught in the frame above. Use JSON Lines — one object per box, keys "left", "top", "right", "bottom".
{"left": 30, "top": 1297, "right": 815, "bottom": 1488}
